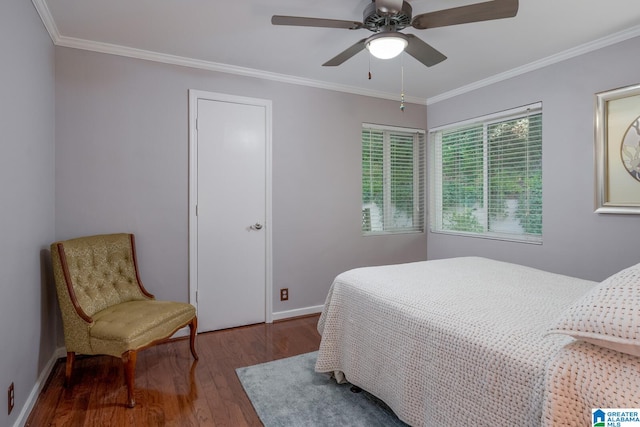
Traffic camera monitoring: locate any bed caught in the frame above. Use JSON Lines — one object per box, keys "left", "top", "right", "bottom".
{"left": 315, "top": 257, "right": 640, "bottom": 426}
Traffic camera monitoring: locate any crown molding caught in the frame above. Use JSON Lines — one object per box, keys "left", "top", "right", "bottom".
{"left": 30, "top": 0, "right": 425, "bottom": 105}
{"left": 30, "top": 0, "right": 640, "bottom": 107}
{"left": 426, "top": 24, "right": 640, "bottom": 105}
{"left": 55, "top": 35, "right": 427, "bottom": 105}
{"left": 31, "top": 0, "right": 60, "bottom": 42}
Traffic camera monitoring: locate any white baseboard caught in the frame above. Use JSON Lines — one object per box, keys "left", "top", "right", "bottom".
{"left": 271, "top": 304, "right": 324, "bottom": 321}
{"left": 13, "top": 346, "right": 66, "bottom": 427}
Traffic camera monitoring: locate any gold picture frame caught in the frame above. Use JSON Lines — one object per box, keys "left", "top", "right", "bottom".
{"left": 595, "top": 83, "right": 640, "bottom": 214}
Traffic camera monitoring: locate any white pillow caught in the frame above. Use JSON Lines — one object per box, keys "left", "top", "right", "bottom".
{"left": 548, "top": 261, "right": 640, "bottom": 357}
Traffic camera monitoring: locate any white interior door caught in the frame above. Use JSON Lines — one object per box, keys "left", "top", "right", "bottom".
{"left": 190, "top": 91, "right": 272, "bottom": 332}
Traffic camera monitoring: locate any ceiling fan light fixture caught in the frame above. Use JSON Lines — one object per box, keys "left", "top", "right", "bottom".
{"left": 366, "top": 34, "right": 408, "bottom": 59}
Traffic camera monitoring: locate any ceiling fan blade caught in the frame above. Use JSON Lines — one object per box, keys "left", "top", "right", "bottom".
{"left": 322, "top": 39, "right": 368, "bottom": 66}
{"left": 411, "top": 0, "right": 518, "bottom": 30}
{"left": 272, "top": 15, "right": 363, "bottom": 30}
{"left": 375, "top": 0, "right": 404, "bottom": 15}
{"left": 404, "top": 34, "right": 447, "bottom": 67}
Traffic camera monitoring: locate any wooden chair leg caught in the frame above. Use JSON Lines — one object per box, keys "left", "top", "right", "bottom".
{"left": 122, "top": 350, "right": 137, "bottom": 408}
{"left": 189, "top": 317, "right": 199, "bottom": 360}
{"left": 64, "top": 352, "right": 75, "bottom": 387}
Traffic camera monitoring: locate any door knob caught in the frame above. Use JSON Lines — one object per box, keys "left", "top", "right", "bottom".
{"left": 251, "top": 223, "right": 263, "bottom": 230}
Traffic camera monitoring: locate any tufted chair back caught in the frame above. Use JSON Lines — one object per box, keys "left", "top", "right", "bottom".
{"left": 56, "top": 233, "right": 150, "bottom": 317}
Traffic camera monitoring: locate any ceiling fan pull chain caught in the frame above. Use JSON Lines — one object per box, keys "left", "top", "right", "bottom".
{"left": 368, "top": 52, "right": 372, "bottom": 80}
{"left": 400, "top": 55, "right": 405, "bottom": 112}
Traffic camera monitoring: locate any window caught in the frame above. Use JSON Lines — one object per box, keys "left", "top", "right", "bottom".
{"left": 430, "top": 103, "right": 542, "bottom": 243}
{"left": 362, "top": 124, "right": 425, "bottom": 234}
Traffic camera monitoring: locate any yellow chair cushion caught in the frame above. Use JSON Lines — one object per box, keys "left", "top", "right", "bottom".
{"left": 89, "top": 300, "right": 196, "bottom": 357}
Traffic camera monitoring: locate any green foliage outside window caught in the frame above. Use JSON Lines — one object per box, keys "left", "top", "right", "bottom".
{"left": 362, "top": 127, "right": 424, "bottom": 233}
{"left": 437, "top": 111, "right": 542, "bottom": 239}
{"left": 362, "top": 130, "right": 383, "bottom": 208}
{"left": 440, "top": 125, "right": 483, "bottom": 232}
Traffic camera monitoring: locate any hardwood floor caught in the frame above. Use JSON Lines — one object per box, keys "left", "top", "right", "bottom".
{"left": 26, "top": 315, "right": 321, "bottom": 426}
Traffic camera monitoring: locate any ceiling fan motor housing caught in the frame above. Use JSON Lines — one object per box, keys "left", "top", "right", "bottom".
{"left": 363, "top": 1, "right": 412, "bottom": 32}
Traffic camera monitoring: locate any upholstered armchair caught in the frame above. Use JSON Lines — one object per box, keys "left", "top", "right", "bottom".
{"left": 50, "top": 233, "right": 198, "bottom": 408}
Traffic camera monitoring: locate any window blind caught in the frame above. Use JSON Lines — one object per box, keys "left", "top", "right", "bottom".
{"left": 430, "top": 104, "right": 542, "bottom": 243}
{"left": 362, "top": 124, "right": 425, "bottom": 234}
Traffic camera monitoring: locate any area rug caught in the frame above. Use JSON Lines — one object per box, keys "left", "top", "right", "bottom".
{"left": 236, "top": 351, "right": 408, "bottom": 427}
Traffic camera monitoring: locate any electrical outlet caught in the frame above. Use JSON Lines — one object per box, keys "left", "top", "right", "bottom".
{"left": 8, "top": 382, "right": 14, "bottom": 415}
{"left": 280, "top": 288, "right": 289, "bottom": 301}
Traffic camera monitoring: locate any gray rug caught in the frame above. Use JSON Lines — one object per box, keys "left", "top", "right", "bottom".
{"left": 236, "top": 351, "right": 408, "bottom": 427}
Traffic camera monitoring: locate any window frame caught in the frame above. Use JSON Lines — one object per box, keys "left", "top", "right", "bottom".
{"left": 429, "top": 103, "right": 543, "bottom": 244}
{"left": 362, "top": 123, "right": 426, "bottom": 236}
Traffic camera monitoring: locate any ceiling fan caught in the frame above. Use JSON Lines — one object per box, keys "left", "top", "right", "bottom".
{"left": 272, "top": 0, "right": 518, "bottom": 68}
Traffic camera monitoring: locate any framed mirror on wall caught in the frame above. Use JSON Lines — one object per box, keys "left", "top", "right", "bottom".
{"left": 595, "top": 83, "right": 640, "bottom": 214}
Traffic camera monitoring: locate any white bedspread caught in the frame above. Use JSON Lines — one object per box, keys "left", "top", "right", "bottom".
{"left": 315, "top": 257, "right": 597, "bottom": 427}
{"left": 542, "top": 340, "right": 640, "bottom": 425}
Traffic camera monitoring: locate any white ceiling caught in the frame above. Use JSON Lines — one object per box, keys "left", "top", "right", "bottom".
{"left": 34, "top": 0, "right": 640, "bottom": 103}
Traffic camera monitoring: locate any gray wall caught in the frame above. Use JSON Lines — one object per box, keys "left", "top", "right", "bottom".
{"left": 0, "top": 0, "right": 56, "bottom": 425}
{"left": 14, "top": 9, "right": 637, "bottom": 424}
{"left": 54, "top": 47, "right": 428, "bottom": 316}
{"left": 426, "top": 36, "right": 640, "bottom": 281}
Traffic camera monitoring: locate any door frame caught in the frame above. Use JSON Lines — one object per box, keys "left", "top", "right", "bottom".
{"left": 188, "top": 89, "right": 273, "bottom": 325}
